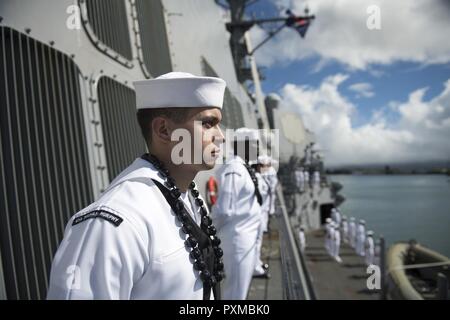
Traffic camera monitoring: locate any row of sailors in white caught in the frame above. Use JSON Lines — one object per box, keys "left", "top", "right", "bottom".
{"left": 211, "top": 128, "right": 278, "bottom": 299}
{"left": 329, "top": 211, "right": 376, "bottom": 266}
{"left": 324, "top": 218, "right": 342, "bottom": 263}
{"left": 294, "top": 169, "right": 321, "bottom": 192}
{"left": 253, "top": 155, "right": 278, "bottom": 278}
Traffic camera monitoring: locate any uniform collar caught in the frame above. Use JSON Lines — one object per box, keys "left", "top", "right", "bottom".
{"left": 103, "top": 157, "right": 164, "bottom": 194}
{"left": 227, "top": 154, "right": 245, "bottom": 164}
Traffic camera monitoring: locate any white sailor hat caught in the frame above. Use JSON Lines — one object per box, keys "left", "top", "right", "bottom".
{"left": 360, "top": 220, "right": 366, "bottom": 225}
{"left": 326, "top": 218, "right": 332, "bottom": 223}
{"left": 367, "top": 230, "right": 374, "bottom": 236}
{"left": 257, "top": 154, "right": 271, "bottom": 165}
{"left": 133, "top": 72, "right": 226, "bottom": 110}
{"left": 234, "top": 127, "right": 260, "bottom": 142}
{"left": 342, "top": 215, "right": 347, "bottom": 220}
{"left": 350, "top": 217, "right": 355, "bottom": 221}
{"left": 331, "top": 208, "right": 336, "bottom": 212}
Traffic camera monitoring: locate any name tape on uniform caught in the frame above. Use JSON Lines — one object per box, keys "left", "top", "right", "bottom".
{"left": 72, "top": 210, "right": 123, "bottom": 227}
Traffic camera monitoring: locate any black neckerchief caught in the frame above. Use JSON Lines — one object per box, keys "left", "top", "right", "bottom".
{"left": 243, "top": 163, "right": 263, "bottom": 205}
{"left": 151, "top": 178, "right": 220, "bottom": 300}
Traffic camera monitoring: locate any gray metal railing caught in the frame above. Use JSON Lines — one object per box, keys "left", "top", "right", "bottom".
{"left": 275, "top": 185, "right": 315, "bottom": 300}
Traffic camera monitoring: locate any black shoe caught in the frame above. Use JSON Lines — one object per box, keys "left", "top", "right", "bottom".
{"left": 253, "top": 271, "right": 271, "bottom": 279}
{"left": 261, "top": 263, "right": 269, "bottom": 271}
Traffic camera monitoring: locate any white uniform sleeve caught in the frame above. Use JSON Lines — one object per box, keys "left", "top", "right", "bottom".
{"left": 211, "top": 171, "right": 242, "bottom": 230}
{"left": 47, "top": 217, "right": 148, "bottom": 300}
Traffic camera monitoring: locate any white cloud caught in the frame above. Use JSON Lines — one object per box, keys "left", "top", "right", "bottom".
{"left": 348, "top": 82, "right": 375, "bottom": 98}
{"left": 250, "top": 0, "right": 450, "bottom": 70}
{"left": 278, "top": 75, "right": 450, "bottom": 166}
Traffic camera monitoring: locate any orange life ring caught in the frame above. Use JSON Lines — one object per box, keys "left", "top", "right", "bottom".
{"left": 206, "top": 176, "right": 218, "bottom": 206}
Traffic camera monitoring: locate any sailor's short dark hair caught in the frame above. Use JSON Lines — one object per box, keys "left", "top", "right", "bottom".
{"left": 136, "top": 108, "right": 190, "bottom": 144}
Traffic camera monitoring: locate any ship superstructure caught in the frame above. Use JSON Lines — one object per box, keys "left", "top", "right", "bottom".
{"left": 0, "top": 0, "right": 334, "bottom": 300}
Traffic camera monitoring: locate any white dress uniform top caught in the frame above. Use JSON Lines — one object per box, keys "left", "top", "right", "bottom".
{"left": 47, "top": 72, "right": 227, "bottom": 300}
{"left": 47, "top": 159, "right": 208, "bottom": 299}
{"left": 211, "top": 149, "right": 262, "bottom": 299}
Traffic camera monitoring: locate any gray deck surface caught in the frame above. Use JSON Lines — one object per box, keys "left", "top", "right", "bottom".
{"left": 303, "top": 229, "right": 381, "bottom": 300}
{"left": 248, "top": 222, "right": 381, "bottom": 300}
{"left": 248, "top": 219, "right": 284, "bottom": 300}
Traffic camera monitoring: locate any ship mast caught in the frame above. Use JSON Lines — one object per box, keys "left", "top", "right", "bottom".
{"left": 221, "top": 0, "right": 315, "bottom": 129}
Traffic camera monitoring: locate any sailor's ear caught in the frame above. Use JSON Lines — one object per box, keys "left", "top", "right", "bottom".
{"left": 152, "top": 116, "right": 172, "bottom": 144}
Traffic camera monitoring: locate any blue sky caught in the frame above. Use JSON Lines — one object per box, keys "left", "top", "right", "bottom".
{"left": 261, "top": 59, "right": 450, "bottom": 127}
{"left": 241, "top": 0, "right": 450, "bottom": 166}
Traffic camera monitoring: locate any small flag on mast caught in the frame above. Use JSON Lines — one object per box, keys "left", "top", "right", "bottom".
{"left": 285, "top": 9, "right": 312, "bottom": 38}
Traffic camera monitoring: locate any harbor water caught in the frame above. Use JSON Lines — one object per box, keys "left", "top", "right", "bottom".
{"left": 329, "top": 174, "right": 450, "bottom": 257}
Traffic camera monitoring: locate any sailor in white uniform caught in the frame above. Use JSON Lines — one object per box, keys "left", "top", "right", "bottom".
{"left": 211, "top": 128, "right": 263, "bottom": 300}
{"left": 313, "top": 170, "right": 321, "bottom": 188}
{"left": 331, "top": 208, "right": 337, "bottom": 223}
{"left": 298, "top": 226, "right": 306, "bottom": 253}
{"left": 335, "top": 208, "right": 342, "bottom": 227}
{"left": 258, "top": 155, "right": 273, "bottom": 233}
{"left": 324, "top": 218, "right": 332, "bottom": 255}
{"left": 331, "top": 223, "right": 342, "bottom": 263}
{"left": 365, "top": 231, "right": 375, "bottom": 266}
{"left": 303, "top": 169, "right": 310, "bottom": 189}
{"left": 265, "top": 160, "right": 278, "bottom": 219}
{"left": 356, "top": 220, "right": 367, "bottom": 256}
{"left": 295, "top": 167, "right": 305, "bottom": 193}
{"left": 341, "top": 215, "right": 349, "bottom": 244}
{"left": 253, "top": 155, "right": 271, "bottom": 278}
{"left": 47, "top": 72, "right": 227, "bottom": 300}
{"left": 349, "top": 217, "right": 356, "bottom": 248}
